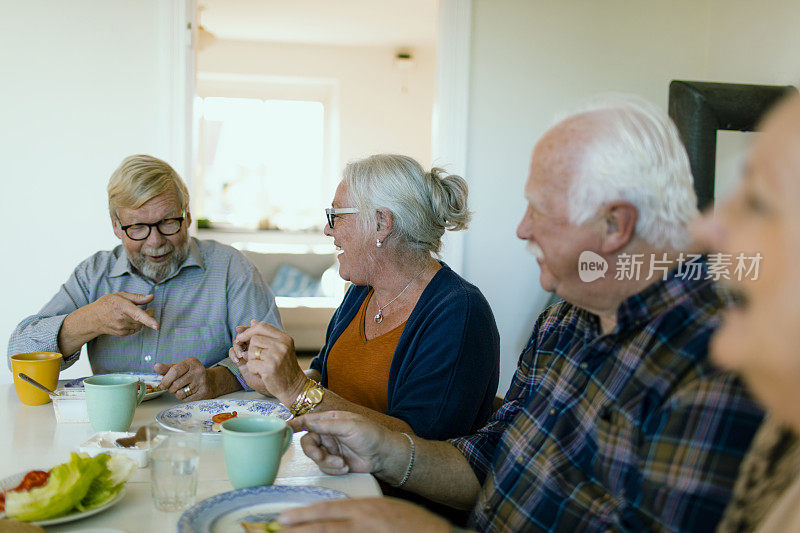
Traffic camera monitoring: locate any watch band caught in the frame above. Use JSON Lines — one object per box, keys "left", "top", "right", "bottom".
{"left": 289, "top": 379, "right": 325, "bottom": 416}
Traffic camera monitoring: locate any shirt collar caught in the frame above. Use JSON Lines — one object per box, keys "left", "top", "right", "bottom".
{"left": 108, "top": 237, "right": 205, "bottom": 281}
{"left": 173, "top": 238, "right": 204, "bottom": 275}
{"left": 109, "top": 247, "right": 133, "bottom": 278}
{"left": 613, "top": 259, "right": 711, "bottom": 333}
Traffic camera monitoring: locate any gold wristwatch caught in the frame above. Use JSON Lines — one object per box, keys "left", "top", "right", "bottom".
{"left": 289, "top": 379, "right": 325, "bottom": 416}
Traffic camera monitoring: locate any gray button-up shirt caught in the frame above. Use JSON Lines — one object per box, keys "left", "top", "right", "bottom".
{"left": 8, "top": 238, "right": 281, "bottom": 388}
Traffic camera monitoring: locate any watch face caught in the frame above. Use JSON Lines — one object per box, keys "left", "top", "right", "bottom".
{"left": 307, "top": 387, "right": 324, "bottom": 404}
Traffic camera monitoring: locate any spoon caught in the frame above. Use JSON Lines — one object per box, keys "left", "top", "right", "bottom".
{"left": 115, "top": 426, "right": 149, "bottom": 448}
{"left": 17, "top": 373, "right": 62, "bottom": 398}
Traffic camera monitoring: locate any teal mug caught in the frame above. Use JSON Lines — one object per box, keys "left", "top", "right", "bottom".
{"left": 84, "top": 374, "right": 146, "bottom": 431}
{"left": 221, "top": 416, "right": 293, "bottom": 489}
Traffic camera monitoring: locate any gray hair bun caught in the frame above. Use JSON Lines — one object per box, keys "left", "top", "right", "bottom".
{"left": 427, "top": 167, "right": 471, "bottom": 231}
{"left": 343, "top": 154, "right": 472, "bottom": 255}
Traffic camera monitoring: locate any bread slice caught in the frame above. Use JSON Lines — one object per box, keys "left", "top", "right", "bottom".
{"left": 0, "top": 519, "right": 46, "bottom": 532}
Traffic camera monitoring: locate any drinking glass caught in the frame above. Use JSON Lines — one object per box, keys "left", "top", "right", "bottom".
{"left": 149, "top": 426, "right": 200, "bottom": 511}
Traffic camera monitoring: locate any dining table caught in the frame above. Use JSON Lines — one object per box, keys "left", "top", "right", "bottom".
{"left": 0, "top": 382, "right": 382, "bottom": 532}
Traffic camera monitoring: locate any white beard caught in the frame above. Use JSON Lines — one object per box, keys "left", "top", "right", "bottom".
{"left": 130, "top": 242, "right": 189, "bottom": 281}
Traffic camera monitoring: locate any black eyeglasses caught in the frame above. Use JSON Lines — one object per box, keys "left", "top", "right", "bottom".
{"left": 325, "top": 207, "right": 359, "bottom": 228}
{"left": 119, "top": 217, "right": 185, "bottom": 241}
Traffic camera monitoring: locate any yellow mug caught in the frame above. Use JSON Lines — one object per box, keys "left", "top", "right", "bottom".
{"left": 11, "top": 352, "right": 63, "bottom": 405}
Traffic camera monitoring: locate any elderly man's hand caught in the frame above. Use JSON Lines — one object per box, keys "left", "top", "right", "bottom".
{"left": 277, "top": 497, "right": 452, "bottom": 533}
{"left": 57, "top": 291, "right": 160, "bottom": 358}
{"left": 155, "top": 357, "right": 218, "bottom": 401}
{"left": 289, "top": 411, "right": 401, "bottom": 477}
{"left": 88, "top": 291, "right": 159, "bottom": 336}
{"left": 233, "top": 320, "right": 307, "bottom": 406}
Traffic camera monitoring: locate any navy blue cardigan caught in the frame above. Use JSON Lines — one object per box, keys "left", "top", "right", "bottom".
{"left": 310, "top": 263, "right": 499, "bottom": 440}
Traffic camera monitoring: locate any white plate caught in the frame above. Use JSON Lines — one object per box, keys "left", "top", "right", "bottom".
{"left": 178, "top": 485, "right": 347, "bottom": 533}
{"left": 68, "top": 529, "right": 126, "bottom": 533}
{"left": 64, "top": 372, "right": 166, "bottom": 401}
{"left": 156, "top": 398, "right": 291, "bottom": 436}
{"left": 0, "top": 469, "right": 126, "bottom": 526}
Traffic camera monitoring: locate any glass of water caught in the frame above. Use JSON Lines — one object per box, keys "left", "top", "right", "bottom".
{"left": 149, "top": 425, "right": 200, "bottom": 511}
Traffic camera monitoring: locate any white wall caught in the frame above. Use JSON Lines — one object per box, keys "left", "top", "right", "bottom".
{"left": 0, "top": 1, "right": 181, "bottom": 384}
{"left": 465, "top": 0, "right": 800, "bottom": 393}
{"left": 707, "top": 0, "right": 800, "bottom": 86}
{"left": 197, "top": 40, "right": 436, "bottom": 175}
{"left": 3, "top": 1, "right": 798, "bottom": 393}
{"left": 708, "top": 0, "right": 800, "bottom": 201}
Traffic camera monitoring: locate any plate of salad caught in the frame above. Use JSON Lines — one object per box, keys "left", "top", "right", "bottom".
{"left": 0, "top": 452, "right": 135, "bottom": 526}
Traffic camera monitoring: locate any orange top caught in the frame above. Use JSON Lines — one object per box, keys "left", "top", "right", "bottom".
{"left": 325, "top": 289, "right": 406, "bottom": 414}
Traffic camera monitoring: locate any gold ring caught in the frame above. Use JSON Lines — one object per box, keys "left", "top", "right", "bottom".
{"left": 183, "top": 385, "right": 192, "bottom": 396}
{"left": 254, "top": 347, "right": 262, "bottom": 360}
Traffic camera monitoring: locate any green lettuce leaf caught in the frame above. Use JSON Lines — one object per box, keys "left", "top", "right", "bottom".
{"left": 5, "top": 452, "right": 105, "bottom": 521}
{"left": 77, "top": 454, "right": 136, "bottom": 511}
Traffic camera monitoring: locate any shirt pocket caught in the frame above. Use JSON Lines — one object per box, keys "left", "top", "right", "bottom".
{"left": 590, "top": 403, "right": 640, "bottom": 502}
{"left": 90, "top": 330, "right": 144, "bottom": 373}
{"left": 168, "top": 324, "right": 230, "bottom": 367}
{"left": 543, "top": 405, "right": 636, "bottom": 529}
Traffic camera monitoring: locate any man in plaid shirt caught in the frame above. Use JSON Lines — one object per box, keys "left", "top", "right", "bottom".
{"left": 282, "top": 96, "right": 763, "bottom": 532}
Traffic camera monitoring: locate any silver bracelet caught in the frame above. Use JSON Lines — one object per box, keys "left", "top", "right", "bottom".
{"left": 393, "top": 432, "right": 415, "bottom": 488}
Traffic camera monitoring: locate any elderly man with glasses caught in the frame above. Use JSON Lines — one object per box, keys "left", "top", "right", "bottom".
{"left": 8, "top": 154, "right": 281, "bottom": 400}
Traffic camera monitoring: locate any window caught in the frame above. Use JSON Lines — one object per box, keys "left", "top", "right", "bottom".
{"left": 196, "top": 96, "right": 326, "bottom": 231}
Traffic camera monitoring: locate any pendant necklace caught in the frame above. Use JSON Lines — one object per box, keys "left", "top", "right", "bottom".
{"left": 374, "top": 266, "right": 427, "bottom": 324}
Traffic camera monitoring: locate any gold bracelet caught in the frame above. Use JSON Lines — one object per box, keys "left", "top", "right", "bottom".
{"left": 289, "top": 379, "right": 325, "bottom": 416}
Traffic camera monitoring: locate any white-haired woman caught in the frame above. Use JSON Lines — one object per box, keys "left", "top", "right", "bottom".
{"left": 231, "top": 154, "right": 500, "bottom": 440}
{"left": 694, "top": 94, "right": 800, "bottom": 533}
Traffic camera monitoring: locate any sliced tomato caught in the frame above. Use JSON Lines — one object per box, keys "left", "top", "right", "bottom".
{"left": 0, "top": 469, "right": 50, "bottom": 511}
{"left": 13, "top": 470, "right": 50, "bottom": 492}
{"left": 211, "top": 411, "right": 238, "bottom": 424}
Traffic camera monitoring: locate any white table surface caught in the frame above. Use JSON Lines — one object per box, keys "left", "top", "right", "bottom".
{"left": 0, "top": 383, "right": 381, "bottom": 532}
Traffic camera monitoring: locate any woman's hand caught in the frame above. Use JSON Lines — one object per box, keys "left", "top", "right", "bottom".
{"left": 234, "top": 320, "right": 308, "bottom": 405}
{"left": 229, "top": 325, "right": 271, "bottom": 395}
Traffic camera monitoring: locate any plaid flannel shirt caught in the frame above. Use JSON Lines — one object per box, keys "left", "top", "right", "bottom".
{"left": 452, "top": 265, "right": 763, "bottom": 532}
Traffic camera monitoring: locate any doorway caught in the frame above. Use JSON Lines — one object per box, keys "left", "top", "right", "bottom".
{"left": 192, "top": 0, "right": 440, "bottom": 241}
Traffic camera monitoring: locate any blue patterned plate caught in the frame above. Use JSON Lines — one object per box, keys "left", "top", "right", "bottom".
{"left": 156, "top": 398, "right": 291, "bottom": 435}
{"left": 63, "top": 372, "right": 166, "bottom": 401}
{"left": 178, "top": 485, "right": 347, "bottom": 533}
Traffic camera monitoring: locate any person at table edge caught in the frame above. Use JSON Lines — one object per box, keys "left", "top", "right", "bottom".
{"left": 231, "top": 154, "right": 500, "bottom": 441}
{"left": 7, "top": 155, "right": 282, "bottom": 400}
{"left": 278, "top": 96, "right": 763, "bottom": 532}
{"left": 700, "top": 93, "right": 800, "bottom": 533}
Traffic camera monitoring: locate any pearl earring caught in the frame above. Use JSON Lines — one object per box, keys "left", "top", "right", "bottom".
{"left": 376, "top": 239, "right": 382, "bottom": 248}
